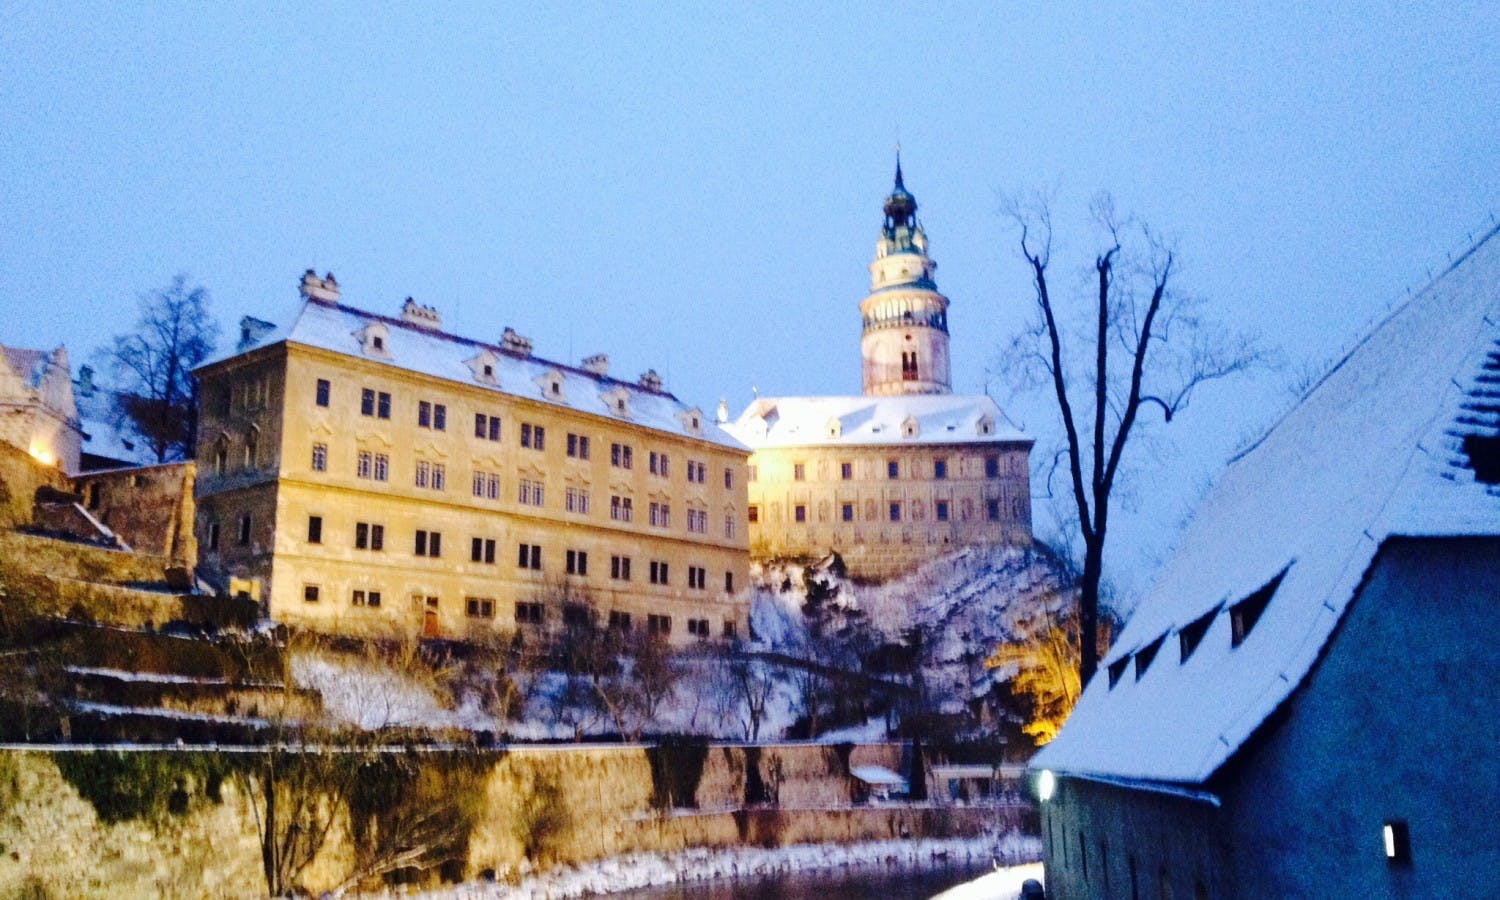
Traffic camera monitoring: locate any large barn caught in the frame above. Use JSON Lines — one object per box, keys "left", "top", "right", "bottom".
{"left": 1031, "top": 225, "right": 1500, "bottom": 898}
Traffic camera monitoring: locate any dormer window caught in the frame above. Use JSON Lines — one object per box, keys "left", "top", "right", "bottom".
{"left": 1178, "top": 609, "right": 1217, "bottom": 662}
{"left": 676, "top": 408, "right": 705, "bottom": 436}
{"left": 603, "top": 387, "right": 631, "bottom": 419}
{"left": 826, "top": 417, "right": 842, "bottom": 439}
{"left": 534, "top": 369, "right": 567, "bottom": 402}
{"left": 1231, "top": 569, "right": 1288, "bottom": 647}
{"left": 354, "top": 323, "right": 391, "bottom": 359}
{"left": 1134, "top": 635, "right": 1165, "bottom": 681}
{"left": 901, "top": 415, "right": 919, "bottom": 438}
{"left": 1107, "top": 656, "right": 1130, "bottom": 689}
{"left": 977, "top": 415, "right": 995, "bottom": 436}
{"left": 465, "top": 351, "right": 500, "bottom": 386}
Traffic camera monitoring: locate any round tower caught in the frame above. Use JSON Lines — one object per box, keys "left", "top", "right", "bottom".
{"left": 860, "top": 159, "right": 951, "bottom": 396}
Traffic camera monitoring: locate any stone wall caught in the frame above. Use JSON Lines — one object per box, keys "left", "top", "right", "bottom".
{"left": 75, "top": 462, "right": 197, "bottom": 564}
{"left": 0, "top": 440, "right": 70, "bottom": 528}
{"left": 0, "top": 742, "right": 1027, "bottom": 898}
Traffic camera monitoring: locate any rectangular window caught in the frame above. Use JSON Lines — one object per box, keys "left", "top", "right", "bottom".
{"left": 567, "top": 433, "right": 590, "bottom": 459}
{"left": 374, "top": 453, "right": 388, "bottom": 481}
{"left": 357, "top": 450, "right": 372, "bottom": 479}
{"left": 748, "top": 465, "right": 758, "bottom": 482}
{"left": 315, "top": 378, "right": 330, "bottom": 407}
{"left": 377, "top": 391, "right": 391, "bottom": 419}
{"left": 415, "top": 529, "right": 442, "bottom": 557}
{"left": 303, "top": 584, "right": 320, "bottom": 603}
{"left": 936, "top": 500, "right": 950, "bottom": 521}
{"left": 748, "top": 505, "right": 759, "bottom": 523}
{"left": 433, "top": 403, "right": 445, "bottom": 430}
{"left": 566, "top": 549, "right": 588, "bottom": 575}
{"left": 686, "top": 460, "right": 706, "bottom": 483}
{"left": 986, "top": 499, "right": 1001, "bottom": 521}
{"left": 888, "top": 460, "right": 900, "bottom": 479}
{"left": 725, "top": 572, "right": 735, "bottom": 593}
{"left": 841, "top": 503, "right": 854, "bottom": 522}
{"left": 649, "top": 560, "right": 670, "bottom": 585}
{"left": 724, "top": 468, "right": 733, "bottom": 489}
{"left": 361, "top": 388, "right": 375, "bottom": 416}
{"left": 609, "top": 610, "right": 632, "bottom": 631}
{"left": 311, "top": 443, "right": 327, "bottom": 472}
{"left": 517, "top": 543, "right": 542, "bottom": 570}
{"left": 687, "top": 565, "right": 706, "bottom": 590}
{"left": 934, "top": 459, "right": 948, "bottom": 480}
{"left": 352, "top": 589, "right": 376, "bottom": 607}
{"left": 649, "top": 451, "right": 670, "bottom": 477}
{"left": 519, "top": 478, "right": 544, "bottom": 506}
{"left": 688, "top": 509, "right": 707, "bottom": 533}
{"left": 307, "top": 515, "right": 322, "bottom": 544}
{"left": 647, "top": 613, "right": 672, "bottom": 635}
{"left": 466, "top": 597, "right": 496, "bottom": 619}
{"left": 611, "top": 495, "right": 633, "bottom": 522}
{"left": 415, "top": 460, "right": 430, "bottom": 488}
{"left": 794, "top": 504, "right": 807, "bottom": 523}
{"left": 565, "top": 486, "right": 590, "bottom": 514}
{"left": 889, "top": 502, "right": 901, "bottom": 522}
{"left": 419, "top": 401, "right": 432, "bottom": 428}
{"left": 723, "top": 619, "right": 736, "bottom": 638}
{"left": 207, "top": 521, "right": 220, "bottom": 551}
{"left": 985, "top": 456, "right": 1000, "bottom": 479}
{"left": 474, "top": 413, "right": 502, "bottom": 441}
{"left": 724, "top": 514, "right": 736, "bottom": 539}
{"left": 471, "top": 537, "right": 497, "bottom": 564}
{"left": 238, "top": 514, "right": 252, "bottom": 545}
{"left": 521, "top": 423, "right": 545, "bottom": 450}
{"left": 649, "top": 502, "right": 671, "bottom": 528}
{"left": 611, "top": 443, "right": 633, "bottom": 469}
{"left": 793, "top": 463, "right": 806, "bottom": 481}
{"left": 611, "top": 555, "right": 632, "bottom": 580}
{"left": 841, "top": 461, "right": 853, "bottom": 480}
{"left": 432, "top": 463, "right": 445, "bottom": 491}
{"left": 515, "top": 602, "right": 544, "bottom": 625}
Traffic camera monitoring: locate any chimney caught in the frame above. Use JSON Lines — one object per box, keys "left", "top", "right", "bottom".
{"left": 499, "top": 327, "right": 533, "bottom": 357}
{"left": 299, "top": 269, "right": 340, "bottom": 303}
{"left": 400, "top": 297, "right": 442, "bottom": 330}
{"left": 581, "top": 353, "right": 610, "bottom": 377}
{"left": 638, "top": 369, "right": 663, "bottom": 392}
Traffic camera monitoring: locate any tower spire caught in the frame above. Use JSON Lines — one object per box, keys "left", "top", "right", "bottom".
{"left": 894, "top": 147, "right": 905, "bottom": 191}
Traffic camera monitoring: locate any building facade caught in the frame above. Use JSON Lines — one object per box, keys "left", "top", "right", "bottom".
{"left": 195, "top": 273, "right": 750, "bottom": 645}
{"left": 727, "top": 164, "right": 1032, "bottom": 579}
{"left": 0, "top": 342, "right": 81, "bottom": 473}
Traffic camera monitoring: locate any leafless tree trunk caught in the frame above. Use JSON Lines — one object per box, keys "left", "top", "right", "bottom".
{"left": 1007, "top": 196, "right": 1261, "bottom": 685}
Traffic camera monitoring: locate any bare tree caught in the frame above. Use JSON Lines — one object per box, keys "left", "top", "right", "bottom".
{"left": 1005, "top": 196, "right": 1260, "bottom": 685}
{"left": 99, "top": 274, "right": 218, "bottom": 462}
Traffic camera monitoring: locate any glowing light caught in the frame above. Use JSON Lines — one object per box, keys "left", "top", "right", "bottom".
{"left": 1037, "top": 769, "right": 1056, "bottom": 802}
{"left": 28, "top": 444, "right": 54, "bottom": 466}
{"left": 1383, "top": 824, "right": 1396, "bottom": 858}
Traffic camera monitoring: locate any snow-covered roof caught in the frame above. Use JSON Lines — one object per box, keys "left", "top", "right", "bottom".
{"left": 850, "top": 765, "right": 908, "bottom": 786}
{"left": 1034, "top": 223, "right": 1500, "bottom": 785}
{"left": 203, "top": 297, "right": 748, "bottom": 452}
{"left": 725, "top": 394, "right": 1029, "bottom": 449}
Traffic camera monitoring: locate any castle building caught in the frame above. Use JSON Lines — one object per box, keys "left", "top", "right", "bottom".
{"left": 193, "top": 273, "right": 750, "bottom": 644}
{"left": 727, "top": 163, "right": 1033, "bottom": 579}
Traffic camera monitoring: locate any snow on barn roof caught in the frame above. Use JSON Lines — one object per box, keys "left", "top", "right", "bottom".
{"left": 725, "top": 394, "right": 1029, "bottom": 449}
{"left": 1034, "top": 223, "right": 1500, "bottom": 786}
{"left": 201, "top": 291, "right": 747, "bottom": 452}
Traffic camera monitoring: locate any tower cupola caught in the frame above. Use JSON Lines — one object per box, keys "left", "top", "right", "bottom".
{"left": 860, "top": 158, "right": 952, "bottom": 396}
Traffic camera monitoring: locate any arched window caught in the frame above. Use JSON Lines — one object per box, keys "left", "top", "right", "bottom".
{"left": 901, "top": 351, "right": 918, "bottom": 381}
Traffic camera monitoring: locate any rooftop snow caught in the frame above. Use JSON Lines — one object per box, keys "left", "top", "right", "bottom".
{"left": 1034, "top": 223, "right": 1500, "bottom": 785}
{"left": 725, "top": 394, "right": 1028, "bottom": 449}
{"left": 201, "top": 297, "right": 747, "bottom": 452}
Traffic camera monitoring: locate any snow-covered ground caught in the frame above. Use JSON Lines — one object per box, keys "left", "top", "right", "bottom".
{"left": 930, "top": 863, "right": 1045, "bottom": 900}
{"left": 399, "top": 834, "right": 1041, "bottom": 899}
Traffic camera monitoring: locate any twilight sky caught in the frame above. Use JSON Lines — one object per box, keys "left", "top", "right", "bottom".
{"left": 3, "top": 3, "right": 1497, "bottom": 602}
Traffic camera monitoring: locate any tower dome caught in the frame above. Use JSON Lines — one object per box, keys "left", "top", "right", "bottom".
{"left": 860, "top": 159, "right": 951, "bottom": 396}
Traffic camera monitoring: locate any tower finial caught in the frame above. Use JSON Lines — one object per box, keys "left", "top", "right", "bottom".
{"left": 894, "top": 145, "right": 905, "bottom": 191}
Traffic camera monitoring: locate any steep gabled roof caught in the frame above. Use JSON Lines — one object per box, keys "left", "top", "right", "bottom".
{"left": 1035, "top": 224, "right": 1500, "bottom": 785}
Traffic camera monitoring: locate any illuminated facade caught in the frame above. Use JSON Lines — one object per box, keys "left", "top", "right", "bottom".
{"left": 195, "top": 273, "right": 750, "bottom": 644}
{"left": 728, "top": 164, "right": 1032, "bottom": 579}
{"left": 0, "top": 342, "right": 81, "bottom": 473}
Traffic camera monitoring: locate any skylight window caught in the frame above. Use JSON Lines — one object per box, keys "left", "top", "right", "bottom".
{"left": 1178, "top": 608, "right": 1217, "bottom": 663}
{"left": 1107, "top": 656, "right": 1131, "bottom": 688}
{"left": 1230, "top": 569, "right": 1288, "bottom": 647}
{"left": 1134, "top": 635, "right": 1165, "bottom": 681}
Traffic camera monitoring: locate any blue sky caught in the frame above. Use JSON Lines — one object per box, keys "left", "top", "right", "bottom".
{"left": 3, "top": 3, "right": 1497, "bottom": 599}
